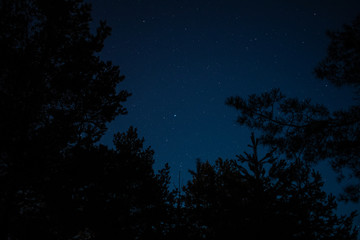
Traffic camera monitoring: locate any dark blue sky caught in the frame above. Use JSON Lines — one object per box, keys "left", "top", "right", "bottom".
{"left": 89, "top": 0, "right": 360, "bottom": 222}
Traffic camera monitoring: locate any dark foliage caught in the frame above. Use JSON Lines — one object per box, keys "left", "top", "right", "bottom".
{"left": 181, "top": 134, "right": 358, "bottom": 239}
{"left": 0, "top": 0, "right": 172, "bottom": 239}
{"left": 49, "top": 127, "right": 172, "bottom": 239}
{"left": 5, "top": 126, "right": 173, "bottom": 239}
{"left": 314, "top": 15, "right": 360, "bottom": 93}
{"left": 226, "top": 15, "right": 360, "bottom": 202}
{"left": 1, "top": 0, "right": 359, "bottom": 239}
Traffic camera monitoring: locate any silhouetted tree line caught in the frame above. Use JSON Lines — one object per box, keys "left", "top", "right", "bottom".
{"left": 0, "top": 0, "right": 358, "bottom": 239}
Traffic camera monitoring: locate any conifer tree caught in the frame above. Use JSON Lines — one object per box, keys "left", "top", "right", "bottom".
{"left": 226, "top": 15, "right": 360, "bottom": 202}
{"left": 182, "top": 134, "right": 358, "bottom": 239}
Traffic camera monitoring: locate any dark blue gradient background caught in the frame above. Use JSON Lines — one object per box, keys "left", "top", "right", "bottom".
{"left": 89, "top": 0, "right": 360, "bottom": 225}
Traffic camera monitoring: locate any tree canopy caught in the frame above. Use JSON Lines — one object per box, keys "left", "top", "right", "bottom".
{"left": 1, "top": 0, "right": 359, "bottom": 239}
{"left": 0, "top": 0, "right": 170, "bottom": 239}
{"left": 179, "top": 134, "right": 358, "bottom": 239}
{"left": 226, "top": 15, "right": 360, "bottom": 202}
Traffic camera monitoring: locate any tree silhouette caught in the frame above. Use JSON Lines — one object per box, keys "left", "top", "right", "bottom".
{"left": 46, "top": 127, "right": 173, "bottom": 239}
{"left": 0, "top": 0, "right": 182, "bottom": 239}
{"left": 182, "top": 134, "right": 358, "bottom": 239}
{"left": 315, "top": 15, "right": 360, "bottom": 94}
{"left": 2, "top": 0, "right": 359, "bottom": 238}
{"left": 226, "top": 15, "right": 360, "bottom": 202}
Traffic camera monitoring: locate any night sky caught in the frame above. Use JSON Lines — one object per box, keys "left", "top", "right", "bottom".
{"left": 88, "top": 0, "right": 360, "bottom": 221}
